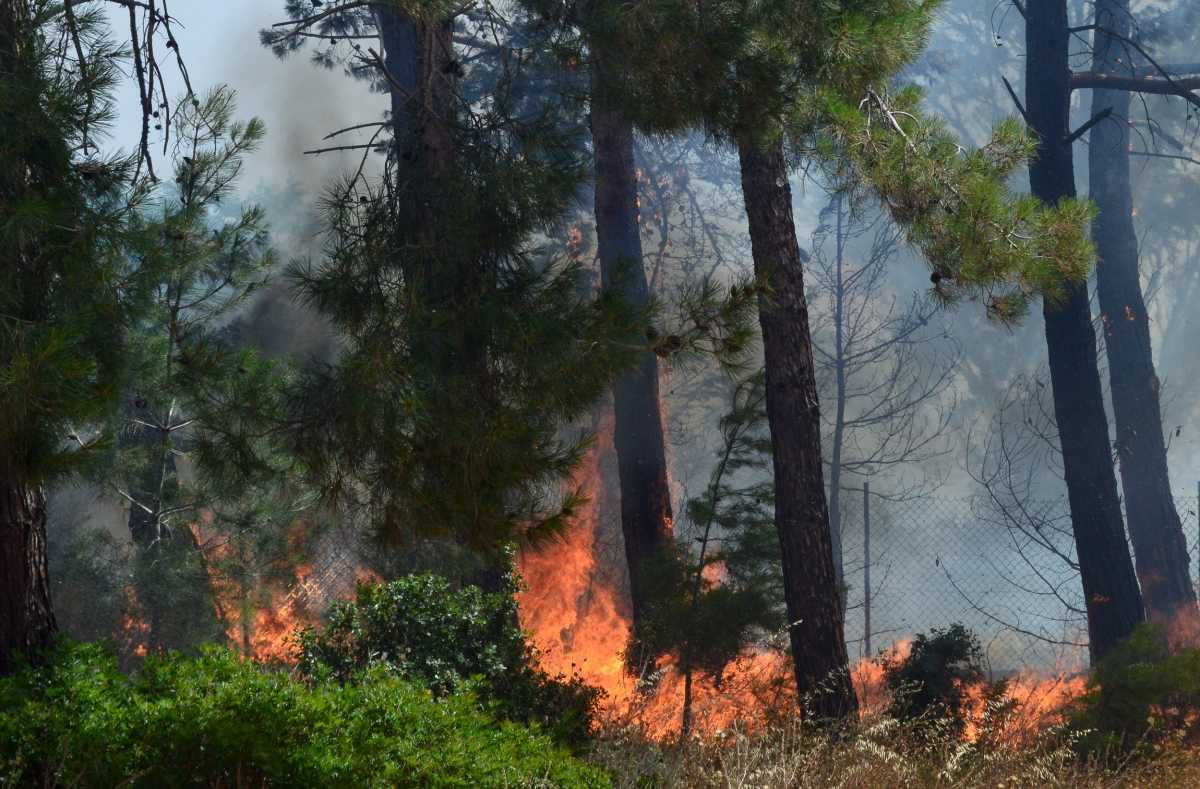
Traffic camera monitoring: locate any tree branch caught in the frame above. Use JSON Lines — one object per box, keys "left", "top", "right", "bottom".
{"left": 1071, "top": 71, "right": 1200, "bottom": 97}
{"left": 1000, "top": 75, "right": 1031, "bottom": 126}
{"left": 1063, "top": 107, "right": 1112, "bottom": 146}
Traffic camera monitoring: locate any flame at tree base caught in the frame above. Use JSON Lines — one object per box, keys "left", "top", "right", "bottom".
{"left": 515, "top": 428, "right": 1091, "bottom": 740}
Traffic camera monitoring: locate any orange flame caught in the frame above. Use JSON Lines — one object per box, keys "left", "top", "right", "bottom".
{"left": 516, "top": 412, "right": 1093, "bottom": 740}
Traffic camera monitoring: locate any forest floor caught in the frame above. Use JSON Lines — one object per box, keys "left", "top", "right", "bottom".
{"left": 587, "top": 717, "right": 1200, "bottom": 787}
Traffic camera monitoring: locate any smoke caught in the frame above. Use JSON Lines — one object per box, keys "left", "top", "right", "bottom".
{"left": 104, "top": 0, "right": 383, "bottom": 194}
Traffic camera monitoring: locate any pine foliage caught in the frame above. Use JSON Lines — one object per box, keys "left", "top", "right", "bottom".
{"left": 1, "top": 2, "right": 140, "bottom": 485}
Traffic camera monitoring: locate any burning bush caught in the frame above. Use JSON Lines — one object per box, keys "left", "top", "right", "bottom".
{"left": 296, "top": 573, "right": 602, "bottom": 746}
{"left": 882, "top": 624, "right": 1004, "bottom": 735}
{"left": 1073, "top": 622, "right": 1200, "bottom": 753}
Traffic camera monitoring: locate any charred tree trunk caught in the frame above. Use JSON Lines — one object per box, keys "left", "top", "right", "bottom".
{"left": 1025, "top": 0, "right": 1144, "bottom": 661}
{"left": 1088, "top": 0, "right": 1196, "bottom": 624}
{"left": 590, "top": 52, "right": 674, "bottom": 631}
{"left": 737, "top": 137, "right": 856, "bottom": 720}
{"left": 0, "top": 0, "right": 57, "bottom": 675}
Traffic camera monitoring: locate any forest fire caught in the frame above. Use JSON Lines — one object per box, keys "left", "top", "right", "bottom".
{"left": 516, "top": 434, "right": 1091, "bottom": 741}
{"left": 190, "top": 519, "right": 377, "bottom": 663}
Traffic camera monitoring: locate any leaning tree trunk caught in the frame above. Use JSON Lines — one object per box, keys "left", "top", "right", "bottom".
{"left": 1088, "top": 0, "right": 1196, "bottom": 625}
{"left": 0, "top": 0, "right": 57, "bottom": 675}
{"left": 737, "top": 136, "right": 856, "bottom": 720}
{"left": 590, "top": 50, "right": 674, "bottom": 632}
{"left": 1025, "top": 0, "right": 1145, "bottom": 662}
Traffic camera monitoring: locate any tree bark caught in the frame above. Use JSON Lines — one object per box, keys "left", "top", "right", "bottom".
{"left": 1025, "top": 0, "right": 1145, "bottom": 662}
{"left": 1088, "top": 0, "right": 1196, "bottom": 624}
{"left": 737, "top": 137, "right": 856, "bottom": 719}
{"left": 376, "top": 9, "right": 455, "bottom": 176}
{"left": 590, "top": 51, "right": 674, "bottom": 630}
{"left": 0, "top": 478, "right": 56, "bottom": 675}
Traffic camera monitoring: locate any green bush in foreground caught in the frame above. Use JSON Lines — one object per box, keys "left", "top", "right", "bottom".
{"left": 0, "top": 642, "right": 609, "bottom": 788}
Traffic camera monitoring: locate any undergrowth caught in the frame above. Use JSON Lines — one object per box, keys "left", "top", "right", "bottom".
{"left": 0, "top": 642, "right": 607, "bottom": 788}
{"left": 587, "top": 712, "right": 1200, "bottom": 788}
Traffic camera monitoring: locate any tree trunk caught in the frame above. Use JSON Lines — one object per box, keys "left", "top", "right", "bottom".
{"left": 376, "top": 10, "right": 454, "bottom": 175}
{"left": 0, "top": 478, "right": 56, "bottom": 674}
{"left": 1025, "top": 0, "right": 1144, "bottom": 661}
{"left": 737, "top": 137, "right": 856, "bottom": 719}
{"left": 1088, "top": 0, "right": 1196, "bottom": 624}
{"left": 590, "top": 52, "right": 674, "bottom": 631}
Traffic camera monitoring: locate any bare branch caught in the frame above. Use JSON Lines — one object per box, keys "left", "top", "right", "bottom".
{"left": 1063, "top": 106, "right": 1112, "bottom": 146}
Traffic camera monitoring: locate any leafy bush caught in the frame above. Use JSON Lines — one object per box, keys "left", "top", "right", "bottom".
{"left": 296, "top": 573, "right": 601, "bottom": 746}
{"left": 0, "top": 641, "right": 609, "bottom": 788}
{"left": 1073, "top": 622, "right": 1200, "bottom": 753}
{"left": 883, "top": 623, "right": 1001, "bottom": 734}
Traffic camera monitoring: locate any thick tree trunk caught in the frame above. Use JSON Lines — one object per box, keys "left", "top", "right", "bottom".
{"left": 1088, "top": 0, "right": 1196, "bottom": 624}
{"left": 0, "top": 478, "right": 56, "bottom": 674}
{"left": 737, "top": 137, "right": 856, "bottom": 719}
{"left": 590, "top": 53, "right": 674, "bottom": 630}
{"left": 1025, "top": 0, "right": 1145, "bottom": 661}
{"left": 376, "top": 10, "right": 454, "bottom": 175}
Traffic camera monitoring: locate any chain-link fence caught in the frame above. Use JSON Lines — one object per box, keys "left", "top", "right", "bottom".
{"left": 836, "top": 487, "right": 1200, "bottom": 676}
{"left": 279, "top": 482, "right": 1200, "bottom": 679}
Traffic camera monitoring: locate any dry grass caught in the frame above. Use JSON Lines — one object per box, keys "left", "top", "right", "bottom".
{"left": 585, "top": 710, "right": 1200, "bottom": 788}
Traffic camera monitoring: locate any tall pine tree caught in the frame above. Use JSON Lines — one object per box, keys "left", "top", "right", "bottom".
{"left": 1, "top": 0, "right": 134, "bottom": 672}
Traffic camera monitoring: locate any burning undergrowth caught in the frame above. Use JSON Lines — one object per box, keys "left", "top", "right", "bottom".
{"left": 514, "top": 422, "right": 1091, "bottom": 742}
{"left": 161, "top": 420, "right": 1188, "bottom": 753}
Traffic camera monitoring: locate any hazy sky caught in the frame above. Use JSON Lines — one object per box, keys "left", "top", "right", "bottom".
{"left": 105, "top": 0, "right": 380, "bottom": 193}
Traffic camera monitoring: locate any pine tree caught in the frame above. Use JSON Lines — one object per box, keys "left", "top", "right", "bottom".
{"left": 105, "top": 86, "right": 303, "bottom": 655}
{"left": 265, "top": 2, "right": 754, "bottom": 565}
{"left": 1021, "top": 0, "right": 1147, "bottom": 661}
{"left": 1, "top": 0, "right": 134, "bottom": 672}
{"left": 588, "top": 15, "right": 676, "bottom": 638}
{"left": 268, "top": 2, "right": 650, "bottom": 554}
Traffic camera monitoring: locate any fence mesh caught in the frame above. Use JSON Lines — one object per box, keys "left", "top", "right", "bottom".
{"left": 297, "top": 487, "right": 1200, "bottom": 678}
{"left": 837, "top": 490, "right": 1200, "bottom": 676}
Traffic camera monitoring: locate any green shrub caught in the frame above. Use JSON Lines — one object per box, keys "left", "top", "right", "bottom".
{"left": 1073, "top": 622, "right": 1200, "bottom": 753}
{"left": 296, "top": 573, "right": 601, "bottom": 746}
{"left": 882, "top": 623, "right": 1002, "bottom": 734}
{"left": 0, "top": 641, "right": 609, "bottom": 788}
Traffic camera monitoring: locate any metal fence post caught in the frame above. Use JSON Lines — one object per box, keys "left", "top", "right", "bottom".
{"left": 863, "top": 481, "right": 871, "bottom": 657}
